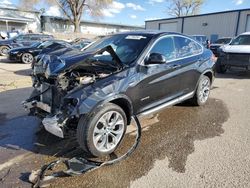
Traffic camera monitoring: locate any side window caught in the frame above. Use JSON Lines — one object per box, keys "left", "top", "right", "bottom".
{"left": 15, "top": 35, "right": 23, "bottom": 41}
{"left": 30, "top": 35, "right": 40, "bottom": 40}
{"left": 150, "top": 37, "right": 176, "bottom": 61}
{"left": 174, "top": 36, "right": 202, "bottom": 58}
{"left": 22, "top": 36, "right": 30, "bottom": 40}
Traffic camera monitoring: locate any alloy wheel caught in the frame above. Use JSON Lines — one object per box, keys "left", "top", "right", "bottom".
{"left": 93, "top": 111, "right": 125, "bottom": 153}
{"left": 198, "top": 78, "right": 210, "bottom": 103}
{"left": 22, "top": 53, "right": 34, "bottom": 64}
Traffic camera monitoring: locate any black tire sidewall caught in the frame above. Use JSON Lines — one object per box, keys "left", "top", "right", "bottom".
{"left": 77, "top": 103, "right": 127, "bottom": 157}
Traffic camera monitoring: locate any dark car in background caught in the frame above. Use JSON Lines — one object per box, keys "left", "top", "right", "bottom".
{"left": 0, "top": 33, "right": 54, "bottom": 55}
{"left": 8, "top": 40, "right": 71, "bottom": 64}
{"left": 24, "top": 31, "right": 215, "bottom": 157}
{"left": 210, "top": 37, "right": 232, "bottom": 56}
{"left": 216, "top": 32, "right": 250, "bottom": 73}
{"left": 72, "top": 39, "right": 92, "bottom": 50}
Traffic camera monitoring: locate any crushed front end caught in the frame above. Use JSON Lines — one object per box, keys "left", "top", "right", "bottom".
{"left": 23, "top": 47, "right": 120, "bottom": 138}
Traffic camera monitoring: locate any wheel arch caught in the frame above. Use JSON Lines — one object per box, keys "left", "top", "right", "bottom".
{"left": 203, "top": 70, "right": 213, "bottom": 83}
{"left": 195, "top": 69, "right": 214, "bottom": 91}
{"left": 109, "top": 97, "right": 133, "bottom": 125}
{"left": 71, "top": 94, "right": 133, "bottom": 125}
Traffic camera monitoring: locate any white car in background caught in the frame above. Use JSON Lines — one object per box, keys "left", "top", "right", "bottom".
{"left": 216, "top": 32, "right": 250, "bottom": 73}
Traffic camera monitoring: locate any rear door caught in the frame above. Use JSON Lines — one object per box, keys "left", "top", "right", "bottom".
{"left": 173, "top": 36, "right": 203, "bottom": 94}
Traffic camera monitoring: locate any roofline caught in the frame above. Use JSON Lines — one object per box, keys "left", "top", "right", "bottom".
{"left": 0, "top": 16, "right": 34, "bottom": 22}
{"left": 0, "top": 6, "right": 40, "bottom": 13}
{"left": 145, "top": 8, "right": 250, "bottom": 22}
{"left": 41, "top": 15, "right": 144, "bottom": 29}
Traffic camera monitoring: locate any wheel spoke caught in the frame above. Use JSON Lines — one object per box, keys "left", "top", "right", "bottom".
{"left": 93, "top": 134, "right": 103, "bottom": 146}
{"left": 109, "top": 132, "right": 118, "bottom": 145}
{"left": 111, "top": 128, "right": 124, "bottom": 135}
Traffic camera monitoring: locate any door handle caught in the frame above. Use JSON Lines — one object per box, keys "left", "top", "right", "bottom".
{"left": 170, "top": 64, "right": 181, "bottom": 69}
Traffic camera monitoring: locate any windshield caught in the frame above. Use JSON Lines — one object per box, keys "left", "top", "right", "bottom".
{"left": 215, "top": 38, "right": 231, "bottom": 44}
{"left": 84, "top": 34, "right": 153, "bottom": 64}
{"left": 31, "top": 42, "right": 42, "bottom": 47}
{"left": 230, "top": 35, "right": 250, "bottom": 45}
{"left": 37, "top": 41, "right": 54, "bottom": 48}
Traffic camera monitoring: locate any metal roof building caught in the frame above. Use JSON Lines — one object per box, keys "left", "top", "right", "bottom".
{"left": 41, "top": 16, "right": 144, "bottom": 35}
{"left": 145, "top": 9, "right": 250, "bottom": 42}
{"left": 0, "top": 3, "right": 40, "bottom": 32}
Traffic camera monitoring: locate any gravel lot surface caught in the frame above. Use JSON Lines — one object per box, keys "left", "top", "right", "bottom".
{"left": 0, "top": 57, "right": 249, "bottom": 188}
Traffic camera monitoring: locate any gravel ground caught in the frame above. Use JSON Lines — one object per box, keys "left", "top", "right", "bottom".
{"left": 0, "top": 57, "right": 249, "bottom": 188}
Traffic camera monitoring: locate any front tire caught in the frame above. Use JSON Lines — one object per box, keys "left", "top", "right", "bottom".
{"left": 77, "top": 103, "right": 127, "bottom": 157}
{"left": 190, "top": 75, "right": 211, "bottom": 106}
{"left": 0, "top": 46, "right": 10, "bottom": 56}
{"left": 21, "top": 53, "right": 34, "bottom": 64}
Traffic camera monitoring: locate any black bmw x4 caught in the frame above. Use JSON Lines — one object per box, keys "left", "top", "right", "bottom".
{"left": 24, "top": 31, "right": 215, "bottom": 157}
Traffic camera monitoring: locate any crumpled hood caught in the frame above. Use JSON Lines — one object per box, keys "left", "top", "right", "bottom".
{"left": 42, "top": 45, "right": 123, "bottom": 77}
{"left": 222, "top": 44, "right": 250, "bottom": 53}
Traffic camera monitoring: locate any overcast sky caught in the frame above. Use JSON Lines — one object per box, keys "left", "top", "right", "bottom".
{"left": 2, "top": 0, "right": 250, "bottom": 26}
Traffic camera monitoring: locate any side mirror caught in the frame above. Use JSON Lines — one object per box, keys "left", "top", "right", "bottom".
{"left": 145, "top": 53, "right": 166, "bottom": 65}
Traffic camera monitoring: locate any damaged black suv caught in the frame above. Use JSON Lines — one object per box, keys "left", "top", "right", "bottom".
{"left": 23, "top": 31, "right": 215, "bottom": 157}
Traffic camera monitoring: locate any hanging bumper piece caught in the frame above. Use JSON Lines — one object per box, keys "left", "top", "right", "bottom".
{"left": 28, "top": 115, "right": 142, "bottom": 188}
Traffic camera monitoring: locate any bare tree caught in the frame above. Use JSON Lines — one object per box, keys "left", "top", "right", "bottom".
{"left": 20, "top": 0, "right": 113, "bottom": 33}
{"left": 167, "top": 0, "right": 205, "bottom": 17}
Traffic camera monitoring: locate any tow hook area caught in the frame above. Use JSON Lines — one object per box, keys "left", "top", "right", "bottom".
{"left": 22, "top": 100, "right": 51, "bottom": 113}
{"left": 42, "top": 116, "right": 66, "bottom": 138}
{"left": 28, "top": 115, "right": 142, "bottom": 188}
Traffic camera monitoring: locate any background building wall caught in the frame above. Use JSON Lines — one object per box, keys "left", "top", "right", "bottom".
{"left": 183, "top": 12, "right": 238, "bottom": 38}
{"left": 238, "top": 10, "right": 250, "bottom": 34}
{"left": 145, "top": 9, "right": 250, "bottom": 41}
{"left": 41, "top": 16, "right": 142, "bottom": 35}
{"left": 0, "top": 8, "right": 40, "bottom": 33}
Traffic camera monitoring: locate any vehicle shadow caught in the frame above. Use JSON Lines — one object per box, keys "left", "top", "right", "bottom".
{"left": 34, "top": 98, "right": 229, "bottom": 187}
{"left": 0, "top": 57, "right": 18, "bottom": 64}
{"left": 216, "top": 69, "right": 250, "bottom": 79}
{"left": 14, "top": 68, "right": 32, "bottom": 76}
{"left": 0, "top": 86, "right": 229, "bottom": 187}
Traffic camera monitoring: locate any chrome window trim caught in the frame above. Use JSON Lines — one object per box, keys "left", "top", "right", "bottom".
{"left": 139, "top": 34, "right": 204, "bottom": 66}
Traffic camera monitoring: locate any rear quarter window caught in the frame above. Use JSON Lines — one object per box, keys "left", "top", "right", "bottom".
{"left": 174, "top": 36, "right": 202, "bottom": 58}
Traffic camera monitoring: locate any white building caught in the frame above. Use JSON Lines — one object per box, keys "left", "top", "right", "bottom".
{"left": 145, "top": 9, "right": 250, "bottom": 42}
{"left": 0, "top": 2, "right": 41, "bottom": 33}
{"left": 41, "top": 16, "right": 144, "bottom": 35}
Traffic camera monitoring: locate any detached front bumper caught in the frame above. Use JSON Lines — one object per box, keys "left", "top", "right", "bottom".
{"left": 42, "top": 116, "right": 65, "bottom": 138}
{"left": 23, "top": 100, "right": 68, "bottom": 138}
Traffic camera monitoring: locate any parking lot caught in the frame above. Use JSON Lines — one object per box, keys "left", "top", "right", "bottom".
{"left": 0, "top": 56, "right": 249, "bottom": 187}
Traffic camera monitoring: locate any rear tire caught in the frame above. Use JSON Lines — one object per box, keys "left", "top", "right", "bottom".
{"left": 0, "top": 46, "right": 10, "bottom": 56}
{"left": 77, "top": 103, "right": 127, "bottom": 157}
{"left": 216, "top": 58, "right": 227, "bottom": 73}
{"left": 190, "top": 75, "right": 211, "bottom": 106}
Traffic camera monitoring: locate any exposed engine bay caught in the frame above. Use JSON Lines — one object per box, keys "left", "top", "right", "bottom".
{"left": 23, "top": 46, "right": 123, "bottom": 138}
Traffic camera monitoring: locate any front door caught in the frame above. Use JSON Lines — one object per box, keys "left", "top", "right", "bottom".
{"left": 132, "top": 36, "right": 183, "bottom": 114}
